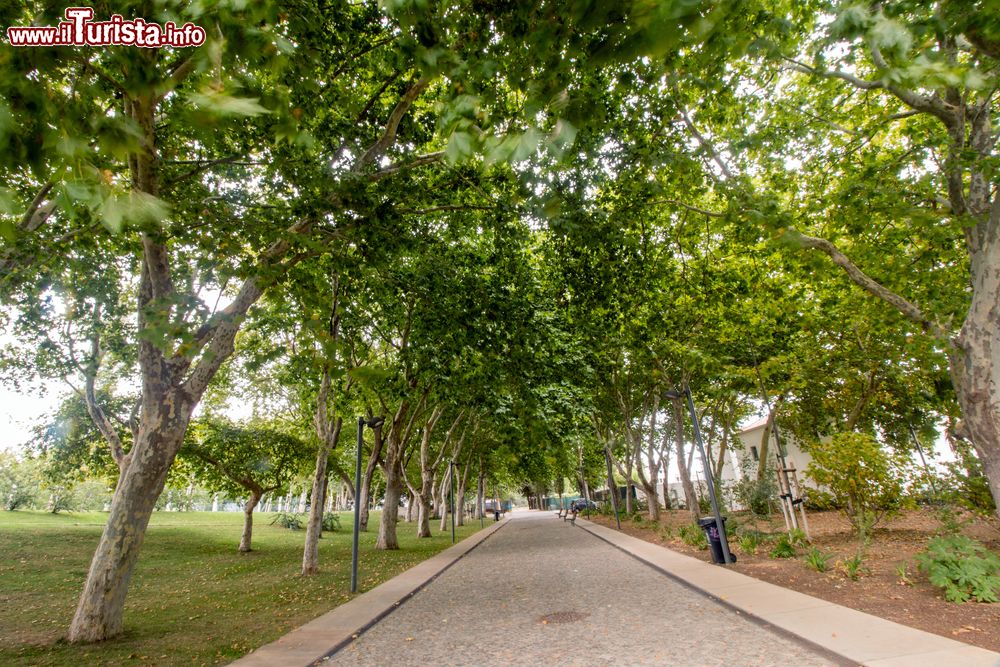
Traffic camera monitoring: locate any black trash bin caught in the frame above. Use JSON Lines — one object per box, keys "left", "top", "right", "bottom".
{"left": 697, "top": 516, "right": 736, "bottom": 564}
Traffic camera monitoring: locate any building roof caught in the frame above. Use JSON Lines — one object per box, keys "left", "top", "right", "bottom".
{"left": 739, "top": 415, "right": 769, "bottom": 433}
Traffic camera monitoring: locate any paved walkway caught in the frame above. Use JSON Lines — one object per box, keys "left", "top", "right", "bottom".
{"left": 326, "top": 512, "right": 838, "bottom": 666}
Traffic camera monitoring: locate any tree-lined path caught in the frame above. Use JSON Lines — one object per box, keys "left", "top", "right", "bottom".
{"left": 328, "top": 512, "right": 835, "bottom": 666}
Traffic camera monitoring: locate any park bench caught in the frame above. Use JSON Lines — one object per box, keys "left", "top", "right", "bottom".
{"left": 555, "top": 506, "right": 579, "bottom": 523}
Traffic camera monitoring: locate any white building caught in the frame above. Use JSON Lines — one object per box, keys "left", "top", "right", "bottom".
{"left": 731, "top": 416, "right": 817, "bottom": 490}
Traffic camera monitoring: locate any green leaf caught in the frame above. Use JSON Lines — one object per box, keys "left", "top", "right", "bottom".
{"left": 347, "top": 365, "right": 394, "bottom": 387}
{"left": 445, "top": 131, "right": 473, "bottom": 164}
{"left": 188, "top": 89, "right": 270, "bottom": 117}
{"left": 98, "top": 191, "right": 171, "bottom": 233}
{"left": 511, "top": 128, "right": 541, "bottom": 162}
{"left": 869, "top": 15, "right": 912, "bottom": 60}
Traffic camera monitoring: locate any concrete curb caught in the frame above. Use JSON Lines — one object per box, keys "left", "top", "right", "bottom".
{"left": 575, "top": 517, "right": 1000, "bottom": 667}
{"left": 230, "top": 517, "right": 510, "bottom": 667}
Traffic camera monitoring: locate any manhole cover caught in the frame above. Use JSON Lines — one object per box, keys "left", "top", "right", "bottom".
{"left": 538, "top": 611, "right": 589, "bottom": 624}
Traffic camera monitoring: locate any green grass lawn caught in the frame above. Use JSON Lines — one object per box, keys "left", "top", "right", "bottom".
{"left": 0, "top": 509, "right": 485, "bottom": 666}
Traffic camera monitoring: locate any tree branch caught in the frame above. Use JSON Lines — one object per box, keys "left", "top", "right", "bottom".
{"left": 395, "top": 203, "right": 495, "bottom": 215}
{"left": 674, "top": 102, "right": 736, "bottom": 180}
{"left": 368, "top": 151, "right": 444, "bottom": 183}
{"left": 352, "top": 77, "right": 431, "bottom": 174}
{"left": 790, "top": 230, "right": 946, "bottom": 338}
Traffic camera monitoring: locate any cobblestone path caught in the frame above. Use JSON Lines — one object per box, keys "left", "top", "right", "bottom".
{"left": 327, "top": 512, "right": 839, "bottom": 666}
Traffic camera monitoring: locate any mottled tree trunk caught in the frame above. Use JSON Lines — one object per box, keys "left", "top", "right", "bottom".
{"left": 953, "top": 218, "right": 1000, "bottom": 519}
{"left": 404, "top": 480, "right": 417, "bottom": 522}
{"left": 438, "top": 466, "right": 452, "bottom": 532}
{"left": 417, "top": 475, "right": 434, "bottom": 538}
{"left": 68, "top": 405, "right": 191, "bottom": 642}
{"left": 415, "top": 406, "right": 445, "bottom": 538}
{"left": 376, "top": 459, "right": 402, "bottom": 550}
{"left": 240, "top": 489, "right": 263, "bottom": 553}
{"left": 757, "top": 403, "right": 781, "bottom": 482}
{"left": 476, "top": 466, "right": 485, "bottom": 519}
{"left": 672, "top": 399, "right": 699, "bottom": 522}
{"left": 358, "top": 427, "right": 384, "bottom": 532}
{"left": 303, "top": 419, "right": 340, "bottom": 575}
{"left": 456, "top": 461, "right": 470, "bottom": 527}
{"left": 661, "top": 457, "right": 671, "bottom": 510}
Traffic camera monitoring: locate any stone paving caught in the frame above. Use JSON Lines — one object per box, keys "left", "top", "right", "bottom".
{"left": 326, "top": 512, "right": 841, "bottom": 666}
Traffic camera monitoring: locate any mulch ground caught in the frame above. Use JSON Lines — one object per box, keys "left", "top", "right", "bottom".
{"left": 587, "top": 507, "right": 1000, "bottom": 652}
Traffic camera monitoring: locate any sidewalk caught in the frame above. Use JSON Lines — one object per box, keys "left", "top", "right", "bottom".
{"left": 234, "top": 512, "right": 1000, "bottom": 666}
{"left": 576, "top": 516, "right": 1000, "bottom": 667}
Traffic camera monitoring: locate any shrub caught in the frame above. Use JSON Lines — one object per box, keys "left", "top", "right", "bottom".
{"left": 737, "top": 533, "right": 760, "bottom": 555}
{"left": 4, "top": 485, "right": 35, "bottom": 511}
{"left": 46, "top": 487, "right": 76, "bottom": 514}
{"left": 806, "top": 432, "right": 910, "bottom": 542}
{"left": 770, "top": 533, "right": 797, "bottom": 559}
{"left": 731, "top": 476, "right": 777, "bottom": 517}
{"left": 916, "top": 534, "right": 1000, "bottom": 603}
{"left": 71, "top": 479, "right": 114, "bottom": 511}
{"left": 802, "top": 488, "right": 842, "bottom": 512}
{"left": 788, "top": 528, "right": 808, "bottom": 546}
{"left": 322, "top": 513, "right": 341, "bottom": 532}
{"left": 839, "top": 553, "right": 867, "bottom": 581}
{"left": 940, "top": 459, "right": 996, "bottom": 514}
{"left": 658, "top": 525, "right": 674, "bottom": 540}
{"left": 0, "top": 454, "right": 40, "bottom": 511}
{"left": 270, "top": 512, "right": 304, "bottom": 530}
{"left": 678, "top": 523, "right": 708, "bottom": 550}
{"left": 803, "top": 547, "right": 832, "bottom": 572}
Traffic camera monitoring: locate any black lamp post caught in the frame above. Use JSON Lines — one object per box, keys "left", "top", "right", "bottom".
{"left": 352, "top": 415, "right": 384, "bottom": 593}
{"left": 604, "top": 447, "right": 621, "bottom": 530}
{"left": 665, "top": 386, "right": 733, "bottom": 565}
{"left": 449, "top": 460, "right": 456, "bottom": 544}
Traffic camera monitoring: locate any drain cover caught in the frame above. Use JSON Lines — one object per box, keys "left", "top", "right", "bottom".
{"left": 538, "top": 611, "right": 589, "bottom": 624}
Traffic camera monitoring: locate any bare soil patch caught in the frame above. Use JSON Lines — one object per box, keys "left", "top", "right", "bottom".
{"left": 587, "top": 507, "right": 1000, "bottom": 652}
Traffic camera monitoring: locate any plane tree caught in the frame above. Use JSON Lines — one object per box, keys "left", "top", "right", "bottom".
{"left": 180, "top": 418, "right": 311, "bottom": 552}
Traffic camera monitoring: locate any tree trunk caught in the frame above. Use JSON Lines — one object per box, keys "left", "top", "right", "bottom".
{"left": 239, "top": 488, "right": 263, "bottom": 553}
{"left": 672, "top": 400, "right": 699, "bottom": 522}
{"left": 358, "top": 428, "right": 383, "bottom": 532}
{"left": 438, "top": 465, "right": 452, "bottom": 532}
{"left": 303, "top": 418, "right": 342, "bottom": 575}
{"left": 757, "top": 402, "right": 781, "bottom": 482}
{"left": 376, "top": 389, "right": 425, "bottom": 549}
{"left": 637, "top": 397, "right": 661, "bottom": 522}
{"left": 661, "top": 457, "right": 671, "bottom": 510}
{"left": 417, "top": 474, "right": 434, "bottom": 538}
{"left": 476, "top": 465, "right": 485, "bottom": 519}
{"left": 405, "top": 479, "right": 417, "bottom": 522}
{"left": 68, "top": 410, "right": 191, "bottom": 643}
{"left": 415, "top": 406, "right": 446, "bottom": 538}
{"left": 456, "top": 460, "right": 470, "bottom": 527}
{"left": 953, "top": 220, "right": 1000, "bottom": 519}
{"left": 376, "top": 459, "right": 402, "bottom": 550}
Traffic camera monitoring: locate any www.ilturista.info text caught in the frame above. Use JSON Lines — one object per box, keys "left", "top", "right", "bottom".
{"left": 6, "top": 8, "right": 206, "bottom": 48}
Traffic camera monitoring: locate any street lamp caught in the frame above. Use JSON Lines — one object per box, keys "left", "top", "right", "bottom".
{"left": 665, "top": 386, "right": 734, "bottom": 565}
{"left": 352, "top": 415, "right": 384, "bottom": 593}
{"left": 449, "top": 460, "right": 457, "bottom": 544}
{"left": 604, "top": 447, "right": 621, "bottom": 530}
